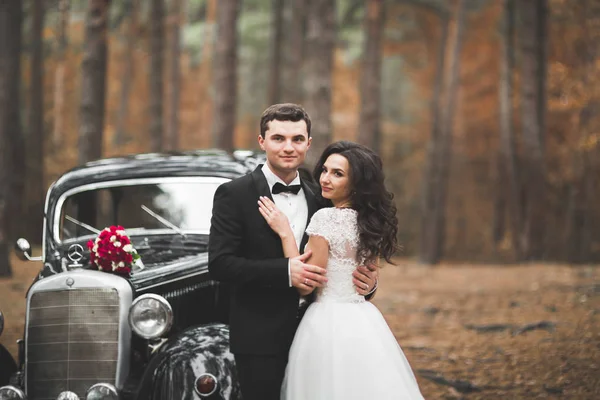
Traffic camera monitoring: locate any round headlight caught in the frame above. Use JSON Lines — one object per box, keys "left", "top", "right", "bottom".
{"left": 128, "top": 294, "right": 173, "bottom": 339}
{"left": 194, "top": 373, "right": 218, "bottom": 397}
{"left": 85, "top": 383, "right": 118, "bottom": 400}
{"left": 57, "top": 391, "right": 79, "bottom": 400}
{"left": 0, "top": 385, "right": 26, "bottom": 399}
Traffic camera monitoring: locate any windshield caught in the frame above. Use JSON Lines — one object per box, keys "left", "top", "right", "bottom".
{"left": 56, "top": 177, "right": 229, "bottom": 242}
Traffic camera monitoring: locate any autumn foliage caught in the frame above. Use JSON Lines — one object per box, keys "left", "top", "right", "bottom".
{"left": 3, "top": 0, "right": 600, "bottom": 268}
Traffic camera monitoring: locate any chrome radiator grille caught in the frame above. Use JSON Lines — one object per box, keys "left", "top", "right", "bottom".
{"left": 26, "top": 288, "right": 119, "bottom": 399}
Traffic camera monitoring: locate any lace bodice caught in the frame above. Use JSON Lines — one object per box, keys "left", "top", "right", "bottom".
{"left": 306, "top": 207, "right": 365, "bottom": 303}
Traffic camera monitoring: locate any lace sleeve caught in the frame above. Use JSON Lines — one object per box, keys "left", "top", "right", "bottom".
{"left": 305, "top": 208, "right": 333, "bottom": 244}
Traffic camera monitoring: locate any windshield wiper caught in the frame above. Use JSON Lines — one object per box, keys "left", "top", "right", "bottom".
{"left": 141, "top": 205, "right": 186, "bottom": 237}
{"left": 65, "top": 215, "right": 101, "bottom": 235}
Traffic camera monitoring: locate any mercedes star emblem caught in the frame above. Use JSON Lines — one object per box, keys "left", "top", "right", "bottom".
{"left": 66, "top": 277, "right": 75, "bottom": 287}
{"left": 67, "top": 244, "right": 84, "bottom": 268}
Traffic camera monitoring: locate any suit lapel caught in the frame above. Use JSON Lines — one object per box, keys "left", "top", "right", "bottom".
{"left": 250, "top": 165, "right": 282, "bottom": 250}
{"left": 251, "top": 165, "right": 273, "bottom": 201}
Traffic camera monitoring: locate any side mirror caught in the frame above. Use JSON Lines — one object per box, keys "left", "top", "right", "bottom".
{"left": 14, "top": 238, "right": 42, "bottom": 262}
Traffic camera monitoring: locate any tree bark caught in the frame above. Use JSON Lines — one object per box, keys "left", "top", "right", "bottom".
{"left": 517, "top": 0, "right": 547, "bottom": 260}
{"left": 166, "top": 0, "right": 183, "bottom": 150}
{"left": 419, "top": 17, "right": 448, "bottom": 264}
{"left": 79, "top": 0, "right": 110, "bottom": 164}
{"left": 281, "top": 0, "right": 307, "bottom": 103}
{"left": 419, "top": 0, "right": 466, "bottom": 264}
{"left": 303, "top": 0, "right": 336, "bottom": 167}
{"left": 197, "top": 0, "right": 216, "bottom": 146}
{"left": 0, "top": 1, "right": 16, "bottom": 276}
{"left": 26, "top": 0, "right": 46, "bottom": 243}
{"left": 149, "top": 0, "right": 165, "bottom": 152}
{"left": 114, "top": 0, "right": 138, "bottom": 146}
{"left": 419, "top": 16, "right": 448, "bottom": 264}
{"left": 357, "top": 0, "right": 385, "bottom": 154}
{"left": 212, "top": 0, "right": 240, "bottom": 152}
{"left": 565, "top": 0, "right": 600, "bottom": 263}
{"left": 268, "top": 0, "right": 284, "bottom": 105}
{"left": 496, "top": 0, "right": 522, "bottom": 259}
{"left": 52, "top": 0, "right": 70, "bottom": 146}
{"left": 3, "top": 0, "right": 25, "bottom": 242}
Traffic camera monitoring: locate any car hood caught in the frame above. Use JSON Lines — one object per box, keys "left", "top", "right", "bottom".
{"left": 129, "top": 251, "right": 209, "bottom": 292}
{"left": 40, "top": 235, "right": 211, "bottom": 292}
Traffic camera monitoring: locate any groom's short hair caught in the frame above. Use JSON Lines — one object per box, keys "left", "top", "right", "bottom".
{"left": 260, "top": 103, "right": 312, "bottom": 138}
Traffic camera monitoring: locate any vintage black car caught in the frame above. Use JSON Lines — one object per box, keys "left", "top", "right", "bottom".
{"left": 0, "top": 150, "right": 263, "bottom": 400}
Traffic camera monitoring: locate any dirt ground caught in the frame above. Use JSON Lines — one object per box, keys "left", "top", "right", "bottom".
{"left": 1, "top": 254, "right": 599, "bottom": 399}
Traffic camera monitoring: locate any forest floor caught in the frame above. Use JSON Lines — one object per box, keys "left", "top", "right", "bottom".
{"left": 1, "top": 255, "right": 599, "bottom": 399}
{"left": 374, "top": 260, "right": 600, "bottom": 399}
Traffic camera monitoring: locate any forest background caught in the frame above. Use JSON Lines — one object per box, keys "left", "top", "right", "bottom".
{"left": 0, "top": 0, "right": 600, "bottom": 276}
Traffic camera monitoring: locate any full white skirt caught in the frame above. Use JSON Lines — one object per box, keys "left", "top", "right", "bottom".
{"left": 281, "top": 301, "right": 425, "bottom": 400}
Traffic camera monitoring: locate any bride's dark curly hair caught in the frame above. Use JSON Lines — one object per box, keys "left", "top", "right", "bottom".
{"left": 312, "top": 141, "right": 399, "bottom": 264}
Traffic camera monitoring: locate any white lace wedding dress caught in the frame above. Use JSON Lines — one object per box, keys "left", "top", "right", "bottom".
{"left": 281, "top": 207, "right": 425, "bottom": 400}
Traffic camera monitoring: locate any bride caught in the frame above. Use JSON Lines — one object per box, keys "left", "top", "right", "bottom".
{"left": 257, "top": 141, "right": 425, "bottom": 399}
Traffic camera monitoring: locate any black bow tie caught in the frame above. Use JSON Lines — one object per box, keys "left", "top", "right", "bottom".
{"left": 272, "top": 182, "right": 302, "bottom": 195}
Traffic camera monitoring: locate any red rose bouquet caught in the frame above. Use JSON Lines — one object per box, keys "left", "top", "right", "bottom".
{"left": 87, "top": 225, "right": 140, "bottom": 277}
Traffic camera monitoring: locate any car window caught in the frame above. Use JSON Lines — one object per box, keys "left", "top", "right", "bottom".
{"left": 58, "top": 178, "right": 228, "bottom": 242}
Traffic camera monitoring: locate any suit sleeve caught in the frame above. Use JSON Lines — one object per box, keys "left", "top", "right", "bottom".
{"left": 208, "top": 183, "right": 289, "bottom": 287}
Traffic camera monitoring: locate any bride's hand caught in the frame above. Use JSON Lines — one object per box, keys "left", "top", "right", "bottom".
{"left": 258, "top": 196, "right": 293, "bottom": 238}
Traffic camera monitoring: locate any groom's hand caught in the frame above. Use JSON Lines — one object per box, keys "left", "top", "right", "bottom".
{"left": 290, "top": 251, "right": 327, "bottom": 291}
{"left": 353, "top": 262, "right": 378, "bottom": 296}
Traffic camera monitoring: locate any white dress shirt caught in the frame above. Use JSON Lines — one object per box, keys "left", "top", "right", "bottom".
{"left": 261, "top": 164, "right": 308, "bottom": 287}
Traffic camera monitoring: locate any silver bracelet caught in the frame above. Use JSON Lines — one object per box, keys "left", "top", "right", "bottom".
{"left": 366, "top": 278, "right": 378, "bottom": 295}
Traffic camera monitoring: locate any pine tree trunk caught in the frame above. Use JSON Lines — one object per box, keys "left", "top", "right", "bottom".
{"left": 419, "top": 16, "right": 448, "bottom": 264}
{"left": 52, "top": 0, "right": 70, "bottom": 146}
{"left": 357, "top": 0, "right": 385, "bottom": 154}
{"left": 114, "top": 0, "right": 137, "bottom": 146}
{"left": 517, "top": 0, "right": 547, "bottom": 260}
{"left": 166, "top": 0, "right": 183, "bottom": 150}
{"left": 197, "top": 0, "right": 216, "bottom": 147}
{"left": 4, "top": 0, "right": 25, "bottom": 240}
{"left": 303, "top": 0, "right": 336, "bottom": 167}
{"left": 149, "top": 0, "right": 165, "bottom": 152}
{"left": 492, "top": 155, "right": 506, "bottom": 247}
{"left": 79, "top": 0, "right": 110, "bottom": 164}
{"left": 281, "top": 0, "right": 307, "bottom": 103}
{"left": 497, "top": 0, "right": 522, "bottom": 259}
{"left": 213, "top": 0, "right": 240, "bottom": 152}
{"left": 27, "top": 0, "right": 46, "bottom": 243}
{"left": 419, "top": 0, "right": 466, "bottom": 264}
{"left": 268, "top": 0, "right": 284, "bottom": 105}
{"left": 565, "top": 0, "right": 600, "bottom": 263}
{"left": 0, "top": 2, "right": 11, "bottom": 277}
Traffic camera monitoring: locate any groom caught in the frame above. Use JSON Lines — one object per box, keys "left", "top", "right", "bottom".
{"left": 208, "top": 103, "right": 378, "bottom": 399}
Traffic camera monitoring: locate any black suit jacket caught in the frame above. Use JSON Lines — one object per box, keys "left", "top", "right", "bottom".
{"left": 208, "top": 165, "right": 320, "bottom": 355}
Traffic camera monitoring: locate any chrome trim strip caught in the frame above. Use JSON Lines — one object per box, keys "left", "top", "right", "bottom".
{"left": 42, "top": 181, "right": 56, "bottom": 264}
{"left": 25, "top": 270, "right": 133, "bottom": 393}
{"left": 26, "top": 323, "right": 118, "bottom": 329}
{"left": 133, "top": 268, "right": 210, "bottom": 291}
{"left": 29, "top": 341, "right": 117, "bottom": 345}
{"left": 29, "top": 360, "right": 118, "bottom": 364}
